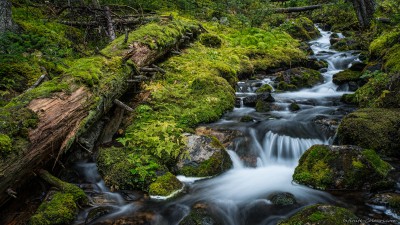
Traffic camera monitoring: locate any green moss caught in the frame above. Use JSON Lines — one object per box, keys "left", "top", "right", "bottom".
{"left": 362, "top": 149, "right": 392, "bottom": 177}
{"left": 369, "top": 29, "right": 400, "bottom": 58}
{"left": 102, "top": 20, "right": 198, "bottom": 56}
{"left": 279, "top": 17, "right": 320, "bottom": 41}
{"left": 149, "top": 172, "right": 182, "bottom": 196}
{"left": 388, "top": 195, "right": 400, "bottom": 210}
{"left": 332, "top": 70, "right": 362, "bottom": 85}
{"left": 384, "top": 44, "right": 400, "bottom": 73}
{"left": 289, "top": 103, "right": 300, "bottom": 111}
{"left": 275, "top": 67, "right": 323, "bottom": 91}
{"left": 338, "top": 108, "right": 400, "bottom": 157}
{"left": 0, "top": 134, "right": 12, "bottom": 156}
{"left": 255, "top": 84, "right": 273, "bottom": 93}
{"left": 30, "top": 192, "right": 77, "bottom": 225}
{"left": 240, "top": 115, "right": 253, "bottom": 122}
{"left": 180, "top": 150, "right": 232, "bottom": 177}
{"left": 255, "top": 100, "right": 271, "bottom": 112}
{"left": 278, "top": 204, "right": 358, "bottom": 225}
{"left": 97, "top": 147, "right": 161, "bottom": 191}
{"left": 331, "top": 37, "right": 362, "bottom": 51}
{"left": 340, "top": 93, "right": 357, "bottom": 104}
{"left": 200, "top": 33, "right": 222, "bottom": 48}
{"left": 277, "top": 81, "right": 297, "bottom": 91}
{"left": 293, "top": 145, "right": 392, "bottom": 190}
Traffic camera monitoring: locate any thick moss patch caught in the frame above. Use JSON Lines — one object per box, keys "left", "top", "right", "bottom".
{"left": 337, "top": 108, "right": 400, "bottom": 157}
{"left": 278, "top": 204, "right": 359, "bottom": 225}
{"left": 332, "top": 69, "right": 363, "bottom": 85}
{"left": 293, "top": 145, "right": 393, "bottom": 190}
{"left": 280, "top": 17, "right": 320, "bottom": 41}
{"left": 149, "top": 172, "right": 183, "bottom": 196}
{"left": 275, "top": 67, "right": 323, "bottom": 91}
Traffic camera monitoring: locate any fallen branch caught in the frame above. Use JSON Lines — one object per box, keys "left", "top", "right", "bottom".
{"left": 113, "top": 99, "right": 134, "bottom": 112}
{"left": 25, "top": 74, "right": 48, "bottom": 92}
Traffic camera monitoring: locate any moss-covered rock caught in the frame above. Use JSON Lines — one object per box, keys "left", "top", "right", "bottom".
{"left": 97, "top": 147, "right": 163, "bottom": 191}
{"left": 180, "top": 203, "right": 221, "bottom": 225}
{"left": 30, "top": 192, "right": 79, "bottom": 225}
{"left": 240, "top": 115, "right": 253, "bottom": 122}
{"left": 289, "top": 103, "right": 300, "bottom": 111}
{"left": 337, "top": 108, "right": 400, "bottom": 157}
{"left": 274, "top": 67, "right": 323, "bottom": 91}
{"left": 293, "top": 145, "right": 393, "bottom": 190}
{"left": 255, "top": 84, "right": 273, "bottom": 93}
{"left": 199, "top": 33, "right": 222, "bottom": 48}
{"left": 255, "top": 100, "right": 271, "bottom": 112}
{"left": 30, "top": 172, "right": 87, "bottom": 225}
{"left": 331, "top": 37, "right": 362, "bottom": 51}
{"left": 149, "top": 172, "right": 183, "bottom": 197}
{"left": 269, "top": 192, "right": 297, "bottom": 206}
{"left": 280, "top": 17, "right": 320, "bottom": 41}
{"left": 178, "top": 135, "right": 232, "bottom": 177}
{"left": 278, "top": 204, "right": 359, "bottom": 225}
{"left": 332, "top": 69, "right": 363, "bottom": 85}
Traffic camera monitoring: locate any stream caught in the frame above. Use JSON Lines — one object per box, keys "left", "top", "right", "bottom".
{"left": 71, "top": 27, "right": 380, "bottom": 225}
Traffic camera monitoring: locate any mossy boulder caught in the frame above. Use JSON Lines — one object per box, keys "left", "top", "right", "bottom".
{"left": 242, "top": 92, "right": 275, "bottom": 107}
{"left": 178, "top": 135, "right": 232, "bottom": 177}
{"left": 289, "top": 103, "right": 300, "bottom": 111}
{"left": 331, "top": 37, "right": 362, "bottom": 51}
{"left": 337, "top": 108, "right": 400, "bottom": 157}
{"left": 293, "top": 145, "right": 393, "bottom": 190}
{"left": 274, "top": 67, "right": 323, "bottom": 91}
{"left": 278, "top": 204, "right": 359, "bottom": 225}
{"left": 97, "top": 147, "right": 163, "bottom": 191}
{"left": 240, "top": 115, "right": 253, "bottom": 122}
{"left": 199, "top": 33, "right": 222, "bottom": 48}
{"left": 30, "top": 172, "right": 87, "bottom": 225}
{"left": 255, "top": 100, "right": 271, "bottom": 112}
{"left": 255, "top": 84, "right": 273, "bottom": 93}
{"left": 149, "top": 172, "right": 183, "bottom": 197}
{"left": 332, "top": 69, "right": 363, "bottom": 85}
{"left": 30, "top": 192, "right": 79, "bottom": 225}
{"left": 280, "top": 17, "right": 320, "bottom": 41}
{"left": 269, "top": 192, "right": 297, "bottom": 206}
{"left": 180, "top": 203, "right": 221, "bottom": 225}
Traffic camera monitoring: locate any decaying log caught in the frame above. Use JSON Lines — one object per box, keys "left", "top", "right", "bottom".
{"left": 0, "top": 21, "right": 201, "bottom": 206}
{"left": 272, "top": 4, "right": 324, "bottom": 13}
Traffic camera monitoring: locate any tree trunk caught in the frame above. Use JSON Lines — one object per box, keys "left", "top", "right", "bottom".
{"left": 0, "top": 0, "right": 17, "bottom": 33}
{"left": 0, "top": 21, "right": 200, "bottom": 206}
{"left": 350, "top": 0, "right": 376, "bottom": 28}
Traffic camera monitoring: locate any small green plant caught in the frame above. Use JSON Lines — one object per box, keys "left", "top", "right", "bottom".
{"left": 127, "top": 153, "right": 160, "bottom": 185}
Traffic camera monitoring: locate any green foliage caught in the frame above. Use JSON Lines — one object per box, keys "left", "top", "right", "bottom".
{"left": 149, "top": 172, "right": 182, "bottom": 196}
{"left": 369, "top": 28, "right": 400, "bottom": 59}
{"left": 127, "top": 153, "right": 160, "bottom": 185}
{"left": 0, "top": 134, "right": 12, "bottom": 156}
{"left": 311, "top": 0, "right": 358, "bottom": 32}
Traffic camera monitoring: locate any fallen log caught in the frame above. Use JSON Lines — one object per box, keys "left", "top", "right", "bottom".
{"left": 272, "top": 4, "right": 325, "bottom": 13}
{"left": 0, "top": 19, "right": 201, "bottom": 206}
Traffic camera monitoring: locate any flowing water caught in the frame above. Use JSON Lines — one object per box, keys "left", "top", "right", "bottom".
{"left": 72, "top": 27, "right": 369, "bottom": 225}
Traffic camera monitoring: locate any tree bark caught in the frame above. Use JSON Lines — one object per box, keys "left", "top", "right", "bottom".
{"left": 0, "top": 0, "right": 17, "bottom": 33}
{"left": 0, "top": 21, "right": 200, "bottom": 206}
{"left": 350, "top": 0, "right": 376, "bottom": 28}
